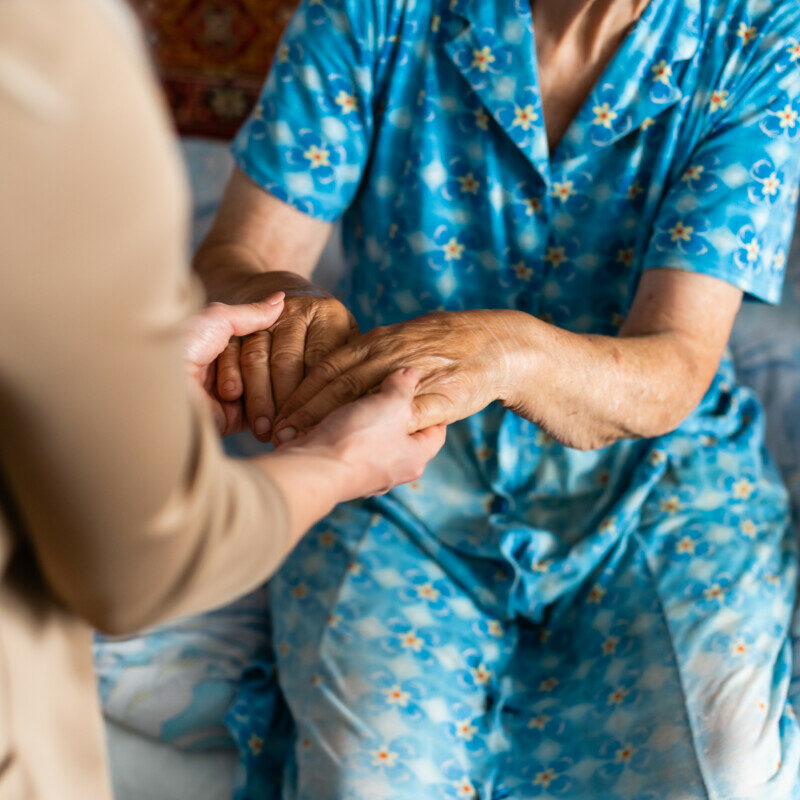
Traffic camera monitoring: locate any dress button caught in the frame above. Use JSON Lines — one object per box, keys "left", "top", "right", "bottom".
{"left": 490, "top": 495, "right": 511, "bottom": 515}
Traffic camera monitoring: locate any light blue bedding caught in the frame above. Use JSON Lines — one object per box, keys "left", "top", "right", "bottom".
{"left": 95, "top": 138, "right": 800, "bottom": 764}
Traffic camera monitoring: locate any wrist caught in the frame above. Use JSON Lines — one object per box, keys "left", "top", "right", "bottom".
{"left": 194, "top": 241, "right": 315, "bottom": 304}
{"left": 255, "top": 446, "right": 351, "bottom": 537}
{"left": 477, "top": 309, "right": 541, "bottom": 407}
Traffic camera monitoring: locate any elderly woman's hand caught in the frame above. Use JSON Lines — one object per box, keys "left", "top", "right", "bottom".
{"left": 213, "top": 271, "right": 360, "bottom": 442}
{"left": 273, "top": 310, "right": 522, "bottom": 441}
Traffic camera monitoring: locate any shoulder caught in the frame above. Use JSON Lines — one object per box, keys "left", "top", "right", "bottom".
{"left": 695, "top": 0, "right": 800, "bottom": 69}
{"left": 284, "top": 0, "right": 440, "bottom": 62}
{"left": 690, "top": 0, "right": 800, "bottom": 119}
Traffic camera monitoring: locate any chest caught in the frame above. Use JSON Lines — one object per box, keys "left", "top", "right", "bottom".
{"left": 346, "top": 1, "right": 704, "bottom": 326}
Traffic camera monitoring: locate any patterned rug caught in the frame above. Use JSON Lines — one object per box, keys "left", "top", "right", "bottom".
{"left": 129, "top": 0, "right": 298, "bottom": 139}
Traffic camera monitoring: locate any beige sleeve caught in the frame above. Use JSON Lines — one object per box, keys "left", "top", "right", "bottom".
{"left": 0, "top": 0, "right": 292, "bottom": 635}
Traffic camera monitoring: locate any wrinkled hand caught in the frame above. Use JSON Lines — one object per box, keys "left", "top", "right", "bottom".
{"left": 282, "top": 369, "right": 447, "bottom": 498}
{"left": 183, "top": 295, "right": 285, "bottom": 436}
{"left": 214, "top": 271, "right": 359, "bottom": 442}
{"left": 274, "top": 310, "right": 521, "bottom": 441}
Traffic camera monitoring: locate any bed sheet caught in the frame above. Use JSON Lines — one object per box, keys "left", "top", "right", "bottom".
{"left": 104, "top": 719, "right": 238, "bottom": 800}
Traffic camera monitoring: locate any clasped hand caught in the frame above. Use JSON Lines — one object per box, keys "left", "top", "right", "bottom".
{"left": 213, "top": 285, "right": 518, "bottom": 446}
{"left": 213, "top": 271, "right": 359, "bottom": 441}
{"left": 204, "top": 272, "right": 522, "bottom": 443}
{"left": 272, "top": 308, "right": 519, "bottom": 442}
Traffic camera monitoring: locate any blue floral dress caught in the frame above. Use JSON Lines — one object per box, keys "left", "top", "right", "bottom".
{"left": 225, "top": 1, "right": 800, "bottom": 798}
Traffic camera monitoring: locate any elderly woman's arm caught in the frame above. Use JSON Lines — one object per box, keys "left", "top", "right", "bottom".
{"left": 274, "top": 268, "right": 742, "bottom": 451}
{"left": 498, "top": 269, "right": 742, "bottom": 449}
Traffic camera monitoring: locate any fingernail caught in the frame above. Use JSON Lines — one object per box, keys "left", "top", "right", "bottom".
{"left": 222, "top": 380, "right": 237, "bottom": 395}
{"left": 254, "top": 417, "right": 271, "bottom": 436}
{"left": 276, "top": 426, "right": 297, "bottom": 443}
{"left": 268, "top": 292, "right": 285, "bottom": 306}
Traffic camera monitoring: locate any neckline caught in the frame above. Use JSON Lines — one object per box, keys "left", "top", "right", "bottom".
{"left": 522, "top": 0, "right": 660, "bottom": 163}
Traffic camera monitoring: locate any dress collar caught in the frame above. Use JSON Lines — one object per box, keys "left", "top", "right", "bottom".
{"left": 443, "top": 0, "right": 702, "bottom": 178}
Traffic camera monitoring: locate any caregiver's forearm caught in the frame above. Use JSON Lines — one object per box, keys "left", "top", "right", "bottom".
{"left": 254, "top": 448, "right": 347, "bottom": 543}
{"left": 500, "top": 314, "right": 716, "bottom": 450}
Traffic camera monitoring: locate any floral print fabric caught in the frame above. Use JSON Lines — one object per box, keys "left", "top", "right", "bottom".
{"left": 227, "top": 1, "right": 800, "bottom": 798}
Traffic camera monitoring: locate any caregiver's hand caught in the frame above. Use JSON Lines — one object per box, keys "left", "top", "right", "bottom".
{"left": 277, "top": 369, "right": 447, "bottom": 499}
{"left": 183, "top": 294, "right": 285, "bottom": 436}
{"left": 213, "top": 271, "right": 359, "bottom": 443}
{"left": 274, "top": 310, "right": 520, "bottom": 441}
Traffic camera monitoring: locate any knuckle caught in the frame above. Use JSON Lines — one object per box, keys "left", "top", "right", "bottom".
{"left": 270, "top": 350, "right": 302, "bottom": 370}
{"left": 365, "top": 325, "right": 387, "bottom": 343}
{"left": 205, "top": 301, "right": 226, "bottom": 316}
{"left": 240, "top": 348, "right": 268, "bottom": 368}
{"left": 312, "top": 359, "right": 340, "bottom": 383}
{"left": 293, "top": 411, "right": 315, "bottom": 430}
{"left": 336, "top": 372, "right": 364, "bottom": 399}
{"left": 218, "top": 367, "right": 240, "bottom": 384}
{"left": 246, "top": 300, "right": 267, "bottom": 315}
{"left": 303, "top": 344, "right": 330, "bottom": 364}
{"left": 278, "top": 314, "right": 308, "bottom": 334}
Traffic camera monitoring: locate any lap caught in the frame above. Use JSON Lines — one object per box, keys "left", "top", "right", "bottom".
{"left": 251, "top": 436, "right": 799, "bottom": 800}
{"left": 270, "top": 504, "right": 515, "bottom": 799}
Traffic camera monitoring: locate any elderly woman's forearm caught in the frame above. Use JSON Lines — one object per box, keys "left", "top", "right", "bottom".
{"left": 194, "top": 167, "right": 332, "bottom": 302}
{"left": 194, "top": 241, "right": 270, "bottom": 301}
{"left": 501, "top": 314, "right": 718, "bottom": 450}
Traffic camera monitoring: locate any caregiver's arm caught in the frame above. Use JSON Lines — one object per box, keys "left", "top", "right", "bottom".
{"left": 0, "top": 1, "right": 441, "bottom": 638}
{"left": 275, "top": 268, "right": 742, "bottom": 451}
{"left": 194, "top": 170, "right": 357, "bottom": 441}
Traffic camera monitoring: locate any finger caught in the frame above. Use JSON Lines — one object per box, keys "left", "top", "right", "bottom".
{"left": 240, "top": 330, "right": 275, "bottom": 441}
{"left": 275, "top": 362, "right": 387, "bottom": 443}
{"left": 410, "top": 422, "right": 448, "bottom": 461}
{"left": 277, "top": 340, "right": 371, "bottom": 422}
{"left": 270, "top": 316, "right": 310, "bottom": 412}
{"left": 216, "top": 294, "right": 285, "bottom": 338}
{"left": 219, "top": 399, "right": 246, "bottom": 437}
{"left": 216, "top": 337, "right": 243, "bottom": 401}
{"left": 409, "top": 392, "right": 456, "bottom": 433}
{"left": 304, "top": 312, "right": 354, "bottom": 372}
{"left": 378, "top": 368, "right": 421, "bottom": 402}
{"left": 185, "top": 295, "right": 284, "bottom": 369}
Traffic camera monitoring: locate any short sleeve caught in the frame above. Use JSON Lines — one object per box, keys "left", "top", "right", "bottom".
{"left": 643, "top": 7, "right": 800, "bottom": 304}
{"left": 232, "top": 0, "right": 379, "bottom": 222}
